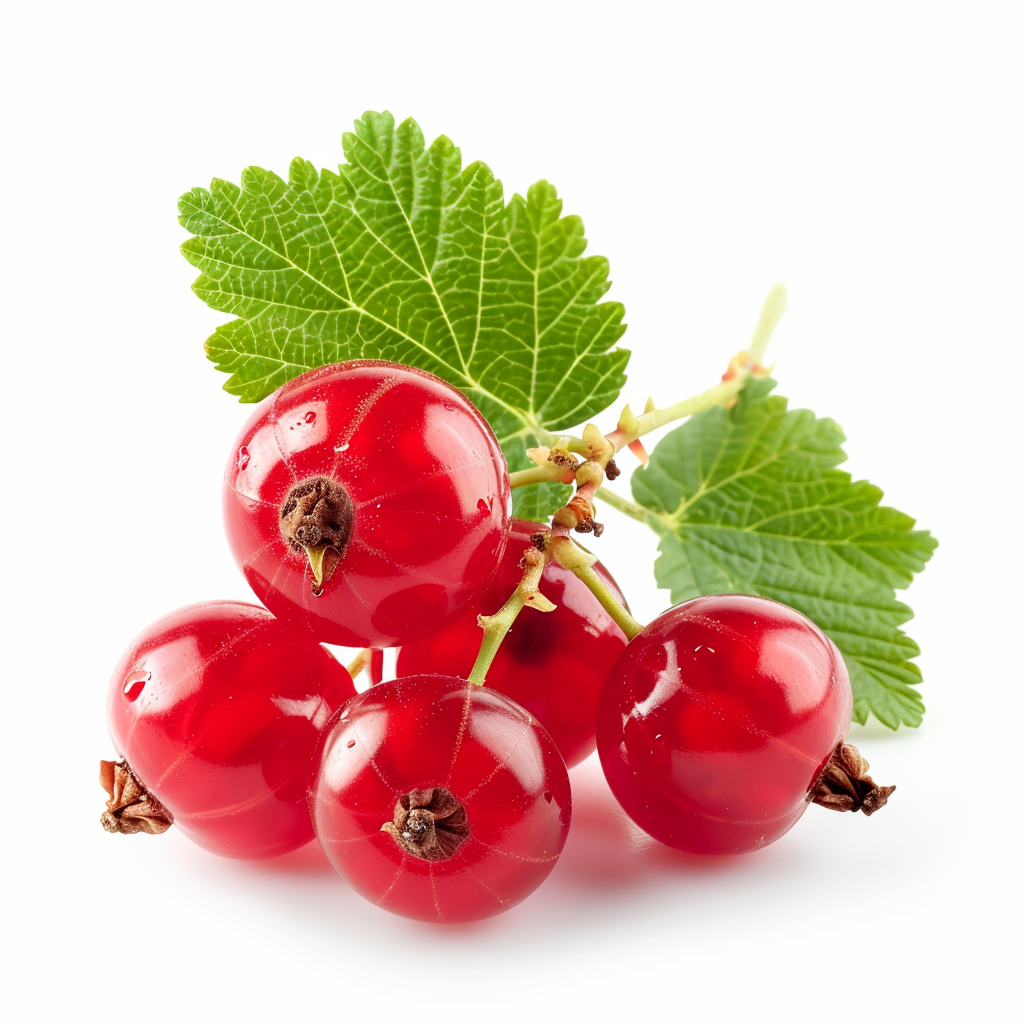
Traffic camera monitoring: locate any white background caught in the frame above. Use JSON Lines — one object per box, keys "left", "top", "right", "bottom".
{"left": 3, "top": 2, "right": 1020, "bottom": 1021}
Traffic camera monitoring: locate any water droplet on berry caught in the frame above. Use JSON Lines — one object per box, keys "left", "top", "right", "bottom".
{"left": 334, "top": 442, "right": 350, "bottom": 453}
{"left": 236, "top": 446, "right": 250, "bottom": 470}
{"left": 304, "top": 410, "right": 316, "bottom": 424}
{"left": 311, "top": 586, "right": 324, "bottom": 598}
{"left": 123, "top": 670, "right": 151, "bottom": 702}
{"left": 477, "top": 497, "right": 491, "bottom": 512}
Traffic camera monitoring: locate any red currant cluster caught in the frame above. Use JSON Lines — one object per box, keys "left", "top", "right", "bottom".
{"left": 100, "top": 360, "right": 893, "bottom": 923}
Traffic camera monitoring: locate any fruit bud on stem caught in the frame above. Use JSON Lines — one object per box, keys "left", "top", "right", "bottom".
{"left": 510, "top": 445, "right": 579, "bottom": 488}
{"left": 575, "top": 460, "right": 605, "bottom": 488}
{"left": 552, "top": 493, "right": 603, "bottom": 537}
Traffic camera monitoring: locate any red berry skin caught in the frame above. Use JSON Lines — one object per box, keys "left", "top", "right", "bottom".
{"left": 310, "top": 675, "right": 571, "bottom": 922}
{"left": 106, "top": 602, "right": 356, "bottom": 858}
{"left": 223, "top": 361, "right": 512, "bottom": 648}
{"left": 396, "top": 521, "right": 628, "bottom": 767}
{"left": 597, "top": 595, "right": 853, "bottom": 854}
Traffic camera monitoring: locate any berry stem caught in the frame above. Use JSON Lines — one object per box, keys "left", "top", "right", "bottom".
{"left": 509, "top": 464, "right": 571, "bottom": 488}
{"left": 594, "top": 487, "right": 651, "bottom": 524}
{"left": 468, "top": 547, "right": 555, "bottom": 685}
{"left": 346, "top": 648, "right": 374, "bottom": 680}
{"left": 549, "top": 537, "right": 645, "bottom": 641}
{"left": 511, "top": 286, "right": 786, "bottom": 498}
{"left": 603, "top": 284, "right": 785, "bottom": 456}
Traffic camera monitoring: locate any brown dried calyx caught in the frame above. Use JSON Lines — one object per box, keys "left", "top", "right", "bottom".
{"left": 381, "top": 787, "right": 469, "bottom": 862}
{"left": 279, "top": 476, "right": 354, "bottom": 585}
{"left": 99, "top": 760, "right": 173, "bottom": 835}
{"left": 812, "top": 742, "right": 896, "bottom": 816}
{"left": 553, "top": 494, "right": 605, "bottom": 538}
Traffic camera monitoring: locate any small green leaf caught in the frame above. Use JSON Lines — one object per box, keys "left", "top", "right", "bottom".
{"left": 180, "top": 111, "right": 629, "bottom": 518}
{"left": 630, "top": 378, "right": 937, "bottom": 728}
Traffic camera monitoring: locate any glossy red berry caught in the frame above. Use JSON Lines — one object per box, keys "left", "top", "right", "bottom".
{"left": 310, "top": 675, "right": 571, "bottom": 922}
{"left": 597, "top": 595, "right": 853, "bottom": 854}
{"left": 105, "top": 601, "right": 356, "bottom": 858}
{"left": 224, "top": 361, "right": 512, "bottom": 647}
{"left": 396, "top": 520, "right": 628, "bottom": 767}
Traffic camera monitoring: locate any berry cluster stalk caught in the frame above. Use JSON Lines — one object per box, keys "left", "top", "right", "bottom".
{"left": 471, "top": 286, "right": 786, "bottom": 686}
{"left": 467, "top": 547, "right": 555, "bottom": 685}
{"left": 509, "top": 284, "right": 785, "bottom": 490}
{"left": 548, "top": 537, "right": 644, "bottom": 640}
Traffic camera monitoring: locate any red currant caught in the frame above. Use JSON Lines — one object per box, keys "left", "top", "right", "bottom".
{"left": 597, "top": 595, "right": 854, "bottom": 854}
{"left": 310, "top": 675, "right": 571, "bottom": 922}
{"left": 396, "top": 521, "right": 628, "bottom": 767}
{"left": 224, "top": 361, "right": 512, "bottom": 647}
{"left": 104, "top": 601, "right": 355, "bottom": 858}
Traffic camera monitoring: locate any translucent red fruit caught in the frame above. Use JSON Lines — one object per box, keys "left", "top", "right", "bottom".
{"left": 106, "top": 601, "right": 356, "bottom": 858}
{"left": 597, "top": 595, "right": 853, "bottom": 854}
{"left": 224, "top": 361, "right": 512, "bottom": 647}
{"left": 396, "top": 521, "right": 628, "bottom": 767}
{"left": 310, "top": 675, "right": 571, "bottom": 922}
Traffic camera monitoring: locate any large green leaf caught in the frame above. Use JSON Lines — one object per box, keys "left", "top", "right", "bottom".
{"left": 179, "top": 110, "right": 627, "bottom": 517}
{"left": 628, "top": 378, "right": 937, "bottom": 728}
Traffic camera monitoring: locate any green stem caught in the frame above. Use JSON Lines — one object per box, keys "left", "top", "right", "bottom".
{"left": 549, "top": 537, "right": 645, "bottom": 640}
{"left": 549, "top": 375, "right": 747, "bottom": 461}
{"left": 468, "top": 552, "right": 551, "bottom": 684}
{"left": 509, "top": 284, "right": 788, "bottom": 488}
{"left": 572, "top": 561, "right": 644, "bottom": 640}
{"left": 604, "top": 284, "right": 787, "bottom": 454}
{"left": 747, "top": 282, "right": 788, "bottom": 365}
{"left": 632, "top": 377, "right": 747, "bottom": 435}
{"left": 510, "top": 464, "right": 568, "bottom": 489}
{"left": 596, "top": 487, "right": 651, "bottom": 525}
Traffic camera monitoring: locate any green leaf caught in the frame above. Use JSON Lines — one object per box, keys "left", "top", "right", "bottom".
{"left": 179, "top": 110, "right": 628, "bottom": 519}
{"left": 629, "top": 378, "right": 937, "bottom": 728}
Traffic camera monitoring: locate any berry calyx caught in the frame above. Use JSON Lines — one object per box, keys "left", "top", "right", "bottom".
{"left": 278, "top": 476, "right": 355, "bottom": 587}
{"left": 99, "top": 760, "right": 172, "bottom": 835}
{"left": 380, "top": 787, "right": 470, "bottom": 861}
{"left": 812, "top": 742, "right": 896, "bottom": 815}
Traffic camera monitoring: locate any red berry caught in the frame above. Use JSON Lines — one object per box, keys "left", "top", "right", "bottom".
{"left": 105, "top": 601, "right": 355, "bottom": 858}
{"left": 310, "top": 675, "right": 571, "bottom": 922}
{"left": 597, "top": 595, "right": 853, "bottom": 854}
{"left": 223, "top": 361, "right": 512, "bottom": 647}
{"left": 396, "top": 521, "right": 628, "bottom": 767}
